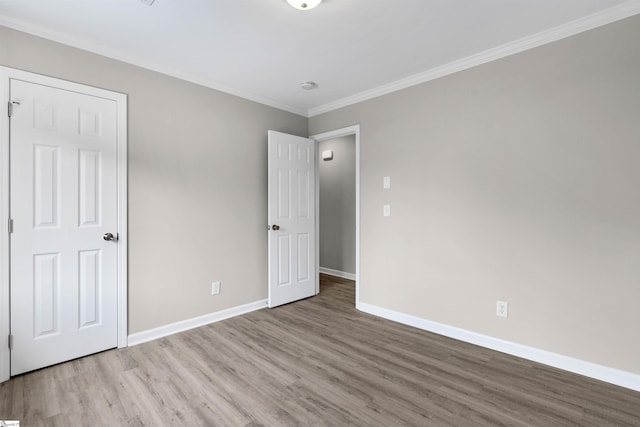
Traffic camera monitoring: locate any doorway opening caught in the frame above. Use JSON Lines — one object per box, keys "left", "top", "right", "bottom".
{"left": 311, "top": 125, "right": 360, "bottom": 306}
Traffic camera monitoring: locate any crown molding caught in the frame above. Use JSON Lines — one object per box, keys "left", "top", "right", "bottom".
{"left": 308, "top": 0, "right": 640, "bottom": 117}
{"left": 0, "top": 16, "right": 308, "bottom": 117}
{"left": 2, "top": 0, "right": 639, "bottom": 120}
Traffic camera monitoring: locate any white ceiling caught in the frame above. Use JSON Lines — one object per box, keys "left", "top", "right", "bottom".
{"left": 1, "top": 0, "right": 639, "bottom": 116}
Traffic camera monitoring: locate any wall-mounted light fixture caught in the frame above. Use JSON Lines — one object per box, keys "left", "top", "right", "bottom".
{"left": 322, "top": 150, "right": 333, "bottom": 161}
{"left": 287, "top": 0, "right": 322, "bottom": 10}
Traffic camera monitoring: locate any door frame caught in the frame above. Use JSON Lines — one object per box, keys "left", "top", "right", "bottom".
{"left": 0, "top": 67, "right": 128, "bottom": 382}
{"left": 310, "top": 125, "right": 361, "bottom": 307}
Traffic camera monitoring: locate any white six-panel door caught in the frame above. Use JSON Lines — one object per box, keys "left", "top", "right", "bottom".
{"left": 267, "top": 131, "right": 317, "bottom": 307}
{"left": 10, "top": 79, "right": 119, "bottom": 375}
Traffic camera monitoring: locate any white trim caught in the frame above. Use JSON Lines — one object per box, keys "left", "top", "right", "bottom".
{"left": 358, "top": 302, "right": 640, "bottom": 392}
{"left": 0, "top": 69, "right": 10, "bottom": 383}
{"left": 128, "top": 299, "right": 268, "bottom": 346}
{"left": 0, "top": 15, "right": 307, "bottom": 117}
{"left": 319, "top": 267, "right": 356, "bottom": 281}
{"left": 115, "top": 83, "right": 128, "bottom": 348}
{"left": 4, "top": 2, "right": 640, "bottom": 119}
{"left": 314, "top": 136, "right": 320, "bottom": 296}
{"left": 310, "top": 125, "right": 360, "bottom": 306}
{"left": 0, "top": 67, "right": 128, "bottom": 381}
{"left": 307, "top": 0, "right": 640, "bottom": 117}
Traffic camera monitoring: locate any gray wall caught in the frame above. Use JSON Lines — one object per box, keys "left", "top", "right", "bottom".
{"left": 319, "top": 136, "right": 356, "bottom": 274}
{"left": 3, "top": 13, "right": 640, "bottom": 376}
{"left": 309, "top": 15, "right": 640, "bottom": 374}
{"left": 0, "top": 26, "right": 307, "bottom": 334}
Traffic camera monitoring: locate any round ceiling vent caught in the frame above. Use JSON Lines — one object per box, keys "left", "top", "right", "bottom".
{"left": 300, "top": 81, "right": 318, "bottom": 90}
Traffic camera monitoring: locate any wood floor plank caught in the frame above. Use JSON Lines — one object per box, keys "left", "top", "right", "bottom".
{"left": 1, "top": 274, "right": 639, "bottom": 426}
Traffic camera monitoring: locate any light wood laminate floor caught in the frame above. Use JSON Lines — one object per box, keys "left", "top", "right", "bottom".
{"left": 1, "top": 274, "right": 639, "bottom": 426}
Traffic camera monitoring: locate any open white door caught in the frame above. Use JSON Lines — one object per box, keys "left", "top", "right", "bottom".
{"left": 268, "top": 130, "right": 317, "bottom": 308}
{"left": 9, "top": 78, "right": 120, "bottom": 375}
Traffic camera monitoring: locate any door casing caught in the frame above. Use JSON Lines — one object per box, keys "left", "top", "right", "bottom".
{"left": 310, "top": 125, "right": 360, "bottom": 307}
{"left": 0, "top": 67, "right": 128, "bottom": 382}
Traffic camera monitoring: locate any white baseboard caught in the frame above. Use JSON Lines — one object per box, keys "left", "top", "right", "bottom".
{"left": 358, "top": 302, "right": 640, "bottom": 392}
{"left": 319, "top": 267, "right": 356, "bottom": 281}
{"left": 128, "top": 299, "right": 268, "bottom": 346}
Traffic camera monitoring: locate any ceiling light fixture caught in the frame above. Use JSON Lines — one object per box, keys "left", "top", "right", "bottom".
{"left": 287, "top": 0, "right": 322, "bottom": 11}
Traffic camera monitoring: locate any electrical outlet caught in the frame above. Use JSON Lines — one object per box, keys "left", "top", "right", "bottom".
{"left": 211, "top": 281, "right": 221, "bottom": 295}
{"left": 383, "top": 204, "right": 391, "bottom": 217}
{"left": 496, "top": 300, "right": 508, "bottom": 318}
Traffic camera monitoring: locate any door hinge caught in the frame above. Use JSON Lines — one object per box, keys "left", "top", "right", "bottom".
{"left": 8, "top": 101, "right": 20, "bottom": 117}
{"left": 8, "top": 218, "right": 13, "bottom": 234}
{"left": 8, "top": 335, "right": 12, "bottom": 350}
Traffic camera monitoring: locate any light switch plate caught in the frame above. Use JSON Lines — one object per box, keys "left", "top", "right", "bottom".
{"left": 383, "top": 176, "right": 391, "bottom": 189}
{"left": 383, "top": 204, "right": 391, "bottom": 217}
